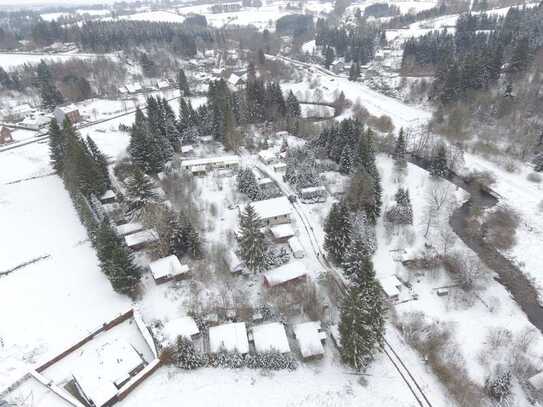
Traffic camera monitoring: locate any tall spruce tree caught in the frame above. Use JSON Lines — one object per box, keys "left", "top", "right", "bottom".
{"left": 346, "top": 168, "right": 379, "bottom": 225}
{"left": 430, "top": 144, "right": 449, "bottom": 178}
{"left": 339, "top": 256, "right": 385, "bottom": 371}
{"left": 238, "top": 204, "right": 266, "bottom": 272}
{"left": 286, "top": 91, "right": 301, "bottom": 117}
{"left": 324, "top": 200, "right": 352, "bottom": 264}
{"left": 339, "top": 145, "right": 353, "bottom": 174}
{"left": 86, "top": 136, "right": 111, "bottom": 189}
{"left": 48, "top": 118, "right": 64, "bottom": 173}
{"left": 393, "top": 128, "right": 407, "bottom": 164}
{"left": 37, "top": 60, "right": 63, "bottom": 109}
{"left": 125, "top": 169, "right": 159, "bottom": 219}
{"left": 177, "top": 68, "right": 191, "bottom": 96}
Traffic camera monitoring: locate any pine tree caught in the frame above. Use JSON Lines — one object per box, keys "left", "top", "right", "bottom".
{"left": 238, "top": 204, "right": 266, "bottom": 272}
{"left": 48, "top": 118, "right": 64, "bottom": 173}
{"left": 125, "top": 169, "right": 159, "bottom": 219}
{"left": 393, "top": 128, "right": 407, "bottom": 164}
{"left": 534, "top": 152, "right": 543, "bottom": 172}
{"left": 338, "top": 256, "right": 385, "bottom": 371}
{"left": 237, "top": 168, "right": 260, "bottom": 201}
{"left": 339, "top": 145, "right": 353, "bottom": 174}
{"left": 37, "top": 60, "right": 63, "bottom": 109}
{"left": 323, "top": 201, "right": 352, "bottom": 264}
{"left": 86, "top": 136, "right": 111, "bottom": 189}
{"left": 346, "top": 168, "right": 380, "bottom": 225}
{"left": 177, "top": 68, "right": 191, "bottom": 96}
{"left": 324, "top": 46, "right": 335, "bottom": 69}
{"left": 430, "top": 144, "right": 448, "bottom": 178}
{"left": 286, "top": 91, "right": 301, "bottom": 118}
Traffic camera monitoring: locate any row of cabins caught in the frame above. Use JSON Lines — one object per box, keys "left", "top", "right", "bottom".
{"left": 162, "top": 316, "right": 328, "bottom": 360}
{"left": 118, "top": 79, "right": 172, "bottom": 96}
{"left": 180, "top": 155, "right": 241, "bottom": 176}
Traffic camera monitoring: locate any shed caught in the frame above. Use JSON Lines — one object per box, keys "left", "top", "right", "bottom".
{"left": 225, "top": 250, "right": 246, "bottom": 274}
{"left": 149, "top": 255, "right": 189, "bottom": 284}
{"left": 293, "top": 321, "right": 325, "bottom": 360}
{"left": 124, "top": 229, "right": 159, "bottom": 251}
{"left": 269, "top": 223, "right": 295, "bottom": 242}
{"left": 100, "top": 190, "right": 116, "bottom": 204}
{"left": 54, "top": 104, "right": 81, "bottom": 127}
{"left": 181, "top": 145, "right": 194, "bottom": 154}
{"left": 272, "top": 162, "right": 287, "bottom": 174}
{"left": 262, "top": 261, "right": 307, "bottom": 288}
{"left": 250, "top": 196, "right": 292, "bottom": 226}
{"left": 288, "top": 237, "right": 304, "bottom": 259}
{"left": 251, "top": 322, "right": 290, "bottom": 354}
{"left": 209, "top": 322, "right": 249, "bottom": 354}
{"left": 380, "top": 275, "right": 402, "bottom": 302}
{"left": 116, "top": 222, "right": 144, "bottom": 237}
{"left": 162, "top": 316, "right": 200, "bottom": 344}
{"left": 258, "top": 149, "right": 276, "bottom": 164}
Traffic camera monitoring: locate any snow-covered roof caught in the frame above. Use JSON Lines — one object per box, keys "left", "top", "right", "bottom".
{"left": 181, "top": 155, "right": 240, "bottom": 168}
{"left": 300, "top": 186, "right": 327, "bottom": 194}
{"left": 149, "top": 255, "right": 189, "bottom": 281}
{"left": 226, "top": 249, "right": 244, "bottom": 273}
{"left": 258, "top": 149, "right": 276, "bottom": 162}
{"left": 251, "top": 196, "right": 292, "bottom": 221}
{"left": 228, "top": 73, "right": 243, "bottom": 86}
{"left": 191, "top": 165, "right": 207, "bottom": 174}
{"left": 293, "top": 321, "right": 325, "bottom": 359}
{"left": 263, "top": 261, "right": 307, "bottom": 287}
{"left": 529, "top": 371, "right": 543, "bottom": 390}
{"left": 100, "top": 190, "right": 116, "bottom": 202}
{"left": 162, "top": 316, "right": 199, "bottom": 344}
{"left": 156, "top": 79, "right": 169, "bottom": 89}
{"left": 251, "top": 322, "right": 291, "bottom": 354}
{"left": 124, "top": 229, "right": 159, "bottom": 249}
{"left": 116, "top": 222, "right": 144, "bottom": 237}
{"left": 288, "top": 237, "right": 303, "bottom": 254}
{"left": 118, "top": 86, "right": 128, "bottom": 94}
{"left": 272, "top": 162, "right": 287, "bottom": 169}
{"left": 56, "top": 104, "right": 79, "bottom": 114}
{"left": 209, "top": 322, "right": 249, "bottom": 354}
{"left": 257, "top": 177, "right": 274, "bottom": 186}
{"left": 380, "top": 275, "right": 401, "bottom": 298}
{"left": 181, "top": 145, "right": 193, "bottom": 153}
{"left": 73, "top": 339, "right": 143, "bottom": 407}
{"left": 270, "top": 223, "right": 295, "bottom": 240}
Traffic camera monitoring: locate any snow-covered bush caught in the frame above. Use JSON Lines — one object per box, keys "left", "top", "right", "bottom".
{"left": 485, "top": 368, "right": 512, "bottom": 402}
{"left": 208, "top": 350, "right": 246, "bottom": 368}
{"left": 264, "top": 247, "right": 290, "bottom": 269}
{"left": 172, "top": 336, "right": 207, "bottom": 369}
{"left": 246, "top": 351, "right": 298, "bottom": 370}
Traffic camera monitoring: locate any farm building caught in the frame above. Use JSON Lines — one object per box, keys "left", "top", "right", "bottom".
{"left": 0, "top": 126, "right": 14, "bottom": 145}
{"left": 124, "top": 229, "right": 159, "bottom": 251}
{"left": 116, "top": 222, "right": 144, "bottom": 237}
{"left": 269, "top": 223, "right": 295, "bottom": 242}
{"left": 181, "top": 155, "right": 240, "bottom": 173}
{"left": 149, "top": 255, "right": 189, "bottom": 284}
{"left": 272, "top": 162, "right": 287, "bottom": 174}
{"left": 209, "top": 322, "right": 249, "bottom": 354}
{"left": 72, "top": 339, "right": 145, "bottom": 407}
{"left": 262, "top": 261, "right": 307, "bottom": 288}
{"left": 161, "top": 316, "right": 200, "bottom": 344}
{"left": 380, "top": 275, "right": 402, "bottom": 302}
{"left": 227, "top": 73, "right": 245, "bottom": 90}
{"left": 293, "top": 321, "right": 326, "bottom": 360}
{"left": 288, "top": 237, "right": 304, "bottom": 259}
{"left": 250, "top": 196, "right": 292, "bottom": 226}
{"left": 54, "top": 104, "right": 81, "bottom": 127}
{"left": 300, "top": 186, "right": 327, "bottom": 203}
{"left": 250, "top": 322, "right": 290, "bottom": 354}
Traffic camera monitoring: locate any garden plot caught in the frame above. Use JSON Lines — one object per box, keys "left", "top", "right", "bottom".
{"left": 373, "top": 154, "right": 543, "bottom": 403}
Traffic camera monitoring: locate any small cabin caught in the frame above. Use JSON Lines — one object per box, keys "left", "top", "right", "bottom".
{"left": 288, "top": 237, "right": 304, "bottom": 259}
{"left": 149, "top": 255, "right": 189, "bottom": 284}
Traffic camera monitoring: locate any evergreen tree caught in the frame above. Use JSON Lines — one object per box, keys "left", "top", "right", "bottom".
{"left": 348, "top": 63, "right": 360, "bottom": 81}
{"left": 339, "top": 145, "right": 353, "bottom": 174}
{"left": 237, "top": 168, "right": 260, "bottom": 201}
{"left": 393, "top": 128, "right": 407, "bottom": 164}
{"left": 324, "top": 201, "right": 352, "bottom": 264}
{"left": 48, "top": 118, "right": 64, "bottom": 173}
{"left": 533, "top": 152, "right": 543, "bottom": 172}
{"left": 125, "top": 169, "right": 159, "bottom": 219}
{"left": 238, "top": 204, "right": 266, "bottom": 272}
{"left": 286, "top": 91, "right": 301, "bottom": 117}
{"left": 177, "top": 68, "right": 191, "bottom": 96}
{"left": 37, "top": 60, "right": 63, "bottom": 109}
{"left": 430, "top": 144, "right": 449, "bottom": 178}
{"left": 86, "top": 136, "right": 111, "bottom": 189}
{"left": 324, "top": 46, "right": 335, "bottom": 69}
{"left": 385, "top": 187, "right": 413, "bottom": 225}
{"left": 338, "top": 256, "right": 385, "bottom": 371}
{"left": 346, "top": 168, "right": 380, "bottom": 225}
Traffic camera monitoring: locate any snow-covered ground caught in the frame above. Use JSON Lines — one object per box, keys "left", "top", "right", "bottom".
{"left": 0, "top": 53, "right": 109, "bottom": 71}
{"left": 115, "top": 10, "right": 187, "bottom": 24}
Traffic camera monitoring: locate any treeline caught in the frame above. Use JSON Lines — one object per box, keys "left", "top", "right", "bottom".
{"left": 364, "top": 3, "right": 400, "bottom": 18}
{"left": 48, "top": 119, "right": 142, "bottom": 295}
{"left": 386, "top": 0, "right": 470, "bottom": 29}
{"left": 315, "top": 17, "right": 383, "bottom": 64}
{"left": 402, "top": 5, "right": 543, "bottom": 104}
{"left": 276, "top": 14, "right": 314, "bottom": 38}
